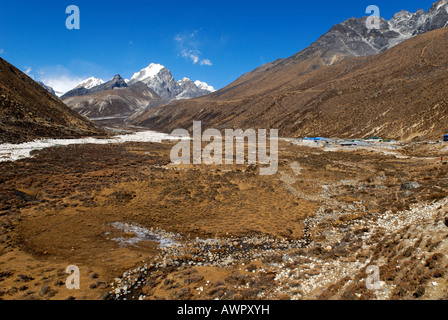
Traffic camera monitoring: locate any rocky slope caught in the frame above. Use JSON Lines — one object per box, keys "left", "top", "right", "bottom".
{"left": 63, "top": 82, "right": 165, "bottom": 120}
{"left": 209, "top": 0, "right": 448, "bottom": 101}
{"left": 133, "top": 1, "right": 448, "bottom": 141}
{"left": 0, "top": 58, "right": 104, "bottom": 144}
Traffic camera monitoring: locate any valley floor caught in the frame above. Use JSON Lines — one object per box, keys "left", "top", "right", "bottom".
{"left": 0, "top": 134, "right": 448, "bottom": 300}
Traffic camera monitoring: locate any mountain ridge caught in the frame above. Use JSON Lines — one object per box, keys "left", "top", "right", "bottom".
{"left": 63, "top": 81, "right": 165, "bottom": 120}
{"left": 61, "top": 74, "right": 128, "bottom": 99}
{"left": 132, "top": 0, "right": 448, "bottom": 141}
{"left": 57, "top": 63, "right": 215, "bottom": 102}
{"left": 128, "top": 63, "right": 215, "bottom": 100}
{"left": 56, "top": 64, "right": 215, "bottom": 122}
{"left": 203, "top": 0, "right": 448, "bottom": 102}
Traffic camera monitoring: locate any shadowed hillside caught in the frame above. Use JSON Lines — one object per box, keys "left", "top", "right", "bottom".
{"left": 0, "top": 58, "right": 105, "bottom": 143}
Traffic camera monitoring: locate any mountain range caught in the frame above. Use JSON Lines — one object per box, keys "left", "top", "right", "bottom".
{"left": 56, "top": 64, "right": 215, "bottom": 101}
{"left": 50, "top": 63, "right": 215, "bottom": 122}
{"left": 61, "top": 74, "right": 128, "bottom": 99}
{"left": 62, "top": 81, "right": 165, "bottom": 120}
{"left": 132, "top": 0, "right": 448, "bottom": 141}
{"left": 127, "top": 63, "right": 215, "bottom": 100}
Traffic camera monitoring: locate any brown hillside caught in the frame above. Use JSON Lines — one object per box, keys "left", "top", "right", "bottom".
{"left": 0, "top": 58, "right": 104, "bottom": 144}
{"left": 63, "top": 82, "right": 165, "bottom": 120}
{"left": 133, "top": 28, "right": 448, "bottom": 141}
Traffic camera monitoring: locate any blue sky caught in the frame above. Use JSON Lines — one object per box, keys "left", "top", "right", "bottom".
{"left": 0, "top": 0, "right": 438, "bottom": 92}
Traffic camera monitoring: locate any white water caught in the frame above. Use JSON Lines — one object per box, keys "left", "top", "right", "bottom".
{"left": 110, "top": 222, "right": 180, "bottom": 248}
{"left": 0, "top": 131, "right": 185, "bottom": 163}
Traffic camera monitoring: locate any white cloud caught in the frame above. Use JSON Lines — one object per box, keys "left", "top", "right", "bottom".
{"left": 37, "top": 65, "right": 84, "bottom": 95}
{"left": 40, "top": 75, "right": 84, "bottom": 95}
{"left": 175, "top": 31, "right": 213, "bottom": 67}
{"left": 0, "top": 49, "right": 4, "bottom": 54}
{"left": 200, "top": 59, "right": 213, "bottom": 66}
{"left": 181, "top": 49, "right": 200, "bottom": 64}
{"left": 24, "top": 66, "right": 32, "bottom": 74}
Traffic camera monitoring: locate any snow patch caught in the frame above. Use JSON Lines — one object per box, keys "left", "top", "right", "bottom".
{"left": 0, "top": 131, "right": 188, "bottom": 163}
{"left": 75, "top": 77, "right": 105, "bottom": 90}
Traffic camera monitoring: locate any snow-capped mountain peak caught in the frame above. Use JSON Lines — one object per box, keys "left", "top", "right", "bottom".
{"left": 130, "top": 63, "right": 166, "bottom": 83}
{"left": 75, "top": 77, "right": 105, "bottom": 90}
{"left": 385, "top": 0, "right": 448, "bottom": 47}
{"left": 194, "top": 80, "right": 215, "bottom": 92}
{"left": 310, "top": 0, "right": 448, "bottom": 67}
{"left": 435, "top": 0, "right": 448, "bottom": 11}
{"left": 178, "top": 77, "right": 192, "bottom": 83}
{"left": 129, "top": 63, "right": 215, "bottom": 101}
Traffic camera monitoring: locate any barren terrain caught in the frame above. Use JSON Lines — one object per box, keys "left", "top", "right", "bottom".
{"left": 1, "top": 137, "right": 447, "bottom": 300}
